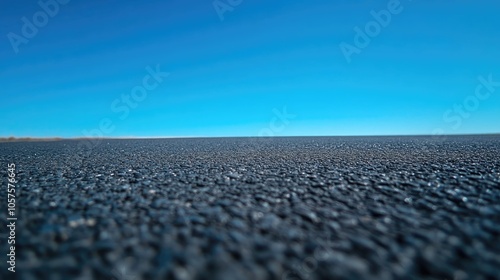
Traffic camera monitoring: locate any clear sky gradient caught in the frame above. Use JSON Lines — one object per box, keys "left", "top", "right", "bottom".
{"left": 1, "top": 0, "right": 499, "bottom": 137}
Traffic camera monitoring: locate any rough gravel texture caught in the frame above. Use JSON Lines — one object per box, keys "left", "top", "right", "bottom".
{"left": 1, "top": 136, "right": 500, "bottom": 280}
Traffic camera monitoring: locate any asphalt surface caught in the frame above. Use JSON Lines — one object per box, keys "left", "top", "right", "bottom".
{"left": 1, "top": 136, "right": 500, "bottom": 280}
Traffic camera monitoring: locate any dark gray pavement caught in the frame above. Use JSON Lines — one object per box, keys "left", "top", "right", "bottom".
{"left": 1, "top": 136, "right": 499, "bottom": 279}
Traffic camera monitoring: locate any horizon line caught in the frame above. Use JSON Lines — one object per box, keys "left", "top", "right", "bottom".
{"left": 1, "top": 133, "right": 500, "bottom": 143}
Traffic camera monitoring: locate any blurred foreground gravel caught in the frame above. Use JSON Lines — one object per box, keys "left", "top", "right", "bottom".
{"left": 1, "top": 136, "right": 499, "bottom": 280}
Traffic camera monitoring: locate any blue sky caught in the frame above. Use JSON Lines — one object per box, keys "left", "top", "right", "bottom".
{"left": 1, "top": 0, "right": 499, "bottom": 137}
